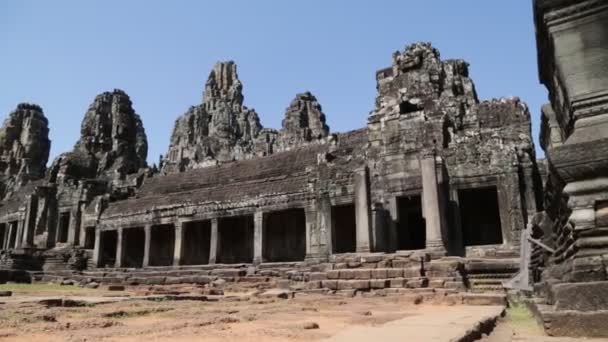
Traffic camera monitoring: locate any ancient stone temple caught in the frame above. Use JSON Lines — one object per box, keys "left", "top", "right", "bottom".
{"left": 0, "top": 43, "right": 540, "bottom": 298}
{"left": 527, "top": 0, "right": 608, "bottom": 337}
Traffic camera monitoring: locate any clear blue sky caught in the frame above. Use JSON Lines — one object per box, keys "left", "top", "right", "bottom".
{"left": 0, "top": 1, "right": 547, "bottom": 165}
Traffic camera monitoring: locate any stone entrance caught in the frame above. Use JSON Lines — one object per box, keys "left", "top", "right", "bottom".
{"left": 149, "top": 224, "right": 175, "bottom": 266}
{"left": 263, "top": 208, "right": 306, "bottom": 262}
{"left": 99, "top": 230, "right": 118, "bottom": 268}
{"left": 331, "top": 204, "right": 357, "bottom": 254}
{"left": 56, "top": 212, "right": 70, "bottom": 243}
{"left": 122, "top": 227, "right": 145, "bottom": 268}
{"left": 396, "top": 195, "right": 426, "bottom": 250}
{"left": 181, "top": 220, "right": 211, "bottom": 265}
{"left": 218, "top": 215, "right": 254, "bottom": 264}
{"left": 459, "top": 187, "right": 503, "bottom": 246}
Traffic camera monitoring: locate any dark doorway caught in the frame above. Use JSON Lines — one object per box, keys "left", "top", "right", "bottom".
{"left": 218, "top": 215, "right": 254, "bottom": 264}
{"left": 331, "top": 204, "right": 357, "bottom": 253}
{"left": 84, "top": 227, "right": 95, "bottom": 249}
{"left": 459, "top": 186, "right": 503, "bottom": 246}
{"left": 182, "top": 220, "right": 211, "bottom": 265}
{"left": 57, "top": 212, "right": 70, "bottom": 243}
{"left": 100, "top": 230, "right": 118, "bottom": 268}
{"left": 149, "top": 224, "right": 175, "bottom": 266}
{"left": 263, "top": 208, "right": 306, "bottom": 262}
{"left": 0, "top": 223, "right": 6, "bottom": 249}
{"left": 396, "top": 195, "right": 426, "bottom": 250}
{"left": 123, "top": 227, "right": 145, "bottom": 268}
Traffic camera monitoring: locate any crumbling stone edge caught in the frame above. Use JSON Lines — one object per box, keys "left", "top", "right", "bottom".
{"left": 450, "top": 307, "right": 505, "bottom": 342}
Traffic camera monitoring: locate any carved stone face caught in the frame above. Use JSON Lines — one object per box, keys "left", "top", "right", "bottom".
{"left": 209, "top": 102, "right": 235, "bottom": 140}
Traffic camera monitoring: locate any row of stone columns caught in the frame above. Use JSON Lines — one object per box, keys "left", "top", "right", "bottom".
{"left": 93, "top": 155, "right": 448, "bottom": 268}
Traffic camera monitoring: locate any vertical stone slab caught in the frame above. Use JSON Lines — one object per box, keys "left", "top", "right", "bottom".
{"left": 6, "top": 222, "right": 15, "bottom": 249}
{"left": 318, "top": 196, "right": 332, "bottom": 255}
{"left": 253, "top": 211, "right": 263, "bottom": 264}
{"left": 67, "top": 207, "right": 81, "bottom": 246}
{"left": 77, "top": 203, "right": 87, "bottom": 247}
{"left": 173, "top": 221, "right": 184, "bottom": 266}
{"left": 387, "top": 197, "right": 399, "bottom": 252}
{"left": 209, "top": 218, "right": 219, "bottom": 264}
{"left": 92, "top": 229, "right": 102, "bottom": 267}
{"left": 305, "top": 203, "right": 318, "bottom": 258}
{"left": 142, "top": 224, "right": 151, "bottom": 268}
{"left": 354, "top": 167, "right": 372, "bottom": 252}
{"left": 420, "top": 150, "right": 446, "bottom": 253}
{"left": 115, "top": 228, "right": 123, "bottom": 268}
{"left": 14, "top": 220, "right": 24, "bottom": 249}
{"left": 21, "top": 194, "right": 37, "bottom": 247}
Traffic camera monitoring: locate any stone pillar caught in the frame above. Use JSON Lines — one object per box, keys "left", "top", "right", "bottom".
{"left": 253, "top": 211, "right": 264, "bottom": 264}
{"left": 6, "top": 222, "right": 15, "bottom": 249}
{"left": 318, "top": 196, "right": 333, "bottom": 255}
{"left": 92, "top": 229, "right": 102, "bottom": 267}
{"left": 21, "top": 195, "right": 38, "bottom": 248}
{"left": 354, "top": 167, "right": 372, "bottom": 252}
{"left": 209, "top": 218, "right": 219, "bottom": 264}
{"left": 420, "top": 150, "right": 446, "bottom": 254}
{"left": 14, "top": 220, "right": 24, "bottom": 249}
{"left": 115, "top": 228, "right": 123, "bottom": 268}
{"left": 1, "top": 225, "right": 6, "bottom": 250}
{"left": 67, "top": 207, "right": 81, "bottom": 246}
{"left": 387, "top": 197, "right": 399, "bottom": 252}
{"left": 305, "top": 203, "right": 318, "bottom": 258}
{"left": 78, "top": 203, "right": 88, "bottom": 247}
{"left": 173, "top": 221, "right": 184, "bottom": 266}
{"left": 142, "top": 224, "right": 152, "bottom": 268}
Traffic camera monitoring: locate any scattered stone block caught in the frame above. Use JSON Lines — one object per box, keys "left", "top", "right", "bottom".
{"left": 309, "top": 272, "right": 327, "bottom": 281}
{"left": 389, "top": 278, "right": 406, "bottom": 288}
{"left": 321, "top": 280, "right": 338, "bottom": 290}
{"left": 108, "top": 285, "right": 125, "bottom": 291}
{"left": 371, "top": 268, "right": 388, "bottom": 279}
{"left": 387, "top": 268, "right": 404, "bottom": 278}
{"left": 0, "top": 291, "right": 12, "bottom": 297}
{"left": 370, "top": 279, "right": 389, "bottom": 289}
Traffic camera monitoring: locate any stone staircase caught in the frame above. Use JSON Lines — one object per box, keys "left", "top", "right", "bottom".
{"left": 28, "top": 252, "right": 518, "bottom": 296}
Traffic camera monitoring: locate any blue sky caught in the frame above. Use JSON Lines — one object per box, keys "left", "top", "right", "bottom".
{"left": 0, "top": 1, "right": 547, "bottom": 165}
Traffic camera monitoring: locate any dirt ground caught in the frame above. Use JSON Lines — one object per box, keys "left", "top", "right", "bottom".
{"left": 0, "top": 283, "right": 450, "bottom": 342}
{"left": 0, "top": 283, "right": 603, "bottom": 342}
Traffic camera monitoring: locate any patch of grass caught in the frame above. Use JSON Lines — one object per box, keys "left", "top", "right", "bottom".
{"left": 505, "top": 301, "right": 543, "bottom": 334}
{"left": 0, "top": 283, "right": 103, "bottom": 296}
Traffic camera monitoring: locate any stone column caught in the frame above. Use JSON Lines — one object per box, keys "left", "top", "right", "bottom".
{"left": 318, "top": 196, "right": 333, "bottom": 255}
{"left": 420, "top": 150, "right": 446, "bottom": 254}
{"left": 173, "top": 221, "right": 184, "bottom": 266}
{"left": 209, "top": 218, "right": 219, "bottom": 264}
{"left": 1, "top": 226, "right": 6, "bottom": 250}
{"left": 253, "top": 211, "right": 264, "bottom": 264}
{"left": 305, "top": 203, "right": 318, "bottom": 258}
{"left": 115, "top": 228, "right": 123, "bottom": 268}
{"left": 21, "top": 195, "right": 37, "bottom": 248}
{"left": 67, "top": 207, "right": 81, "bottom": 246}
{"left": 78, "top": 203, "right": 88, "bottom": 247}
{"left": 92, "top": 229, "right": 102, "bottom": 267}
{"left": 354, "top": 167, "right": 372, "bottom": 252}
{"left": 387, "top": 197, "right": 399, "bottom": 252}
{"left": 142, "top": 224, "right": 152, "bottom": 267}
{"left": 14, "top": 220, "right": 24, "bottom": 249}
{"left": 6, "top": 222, "right": 15, "bottom": 249}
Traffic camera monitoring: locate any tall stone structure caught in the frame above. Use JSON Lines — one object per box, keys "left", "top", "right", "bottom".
{"left": 529, "top": 0, "right": 608, "bottom": 337}
{"left": 162, "top": 61, "right": 262, "bottom": 173}
{"left": 48, "top": 89, "right": 148, "bottom": 183}
{"left": 0, "top": 104, "right": 50, "bottom": 199}
{"left": 276, "top": 92, "right": 329, "bottom": 151}
{"left": 0, "top": 43, "right": 541, "bottom": 303}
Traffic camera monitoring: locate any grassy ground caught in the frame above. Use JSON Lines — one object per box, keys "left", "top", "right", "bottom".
{"left": 504, "top": 300, "right": 544, "bottom": 335}
{"left": 0, "top": 283, "right": 109, "bottom": 296}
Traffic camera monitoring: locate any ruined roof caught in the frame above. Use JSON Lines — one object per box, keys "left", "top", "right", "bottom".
{"left": 102, "top": 129, "right": 368, "bottom": 218}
